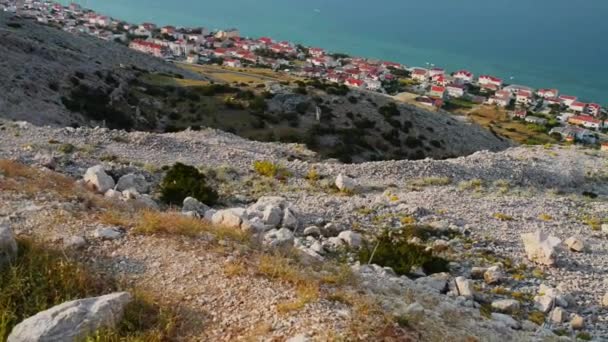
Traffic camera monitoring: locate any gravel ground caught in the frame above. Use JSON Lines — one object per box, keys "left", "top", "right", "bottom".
{"left": 1, "top": 120, "right": 607, "bottom": 340}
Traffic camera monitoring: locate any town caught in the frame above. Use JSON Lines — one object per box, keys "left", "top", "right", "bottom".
{"left": 2, "top": 0, "right": 607, "bottom": 148}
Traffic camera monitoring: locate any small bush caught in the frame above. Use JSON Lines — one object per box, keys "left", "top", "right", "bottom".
{"left": 358, "top": 230, "right": 450, "bottom": 276}
{"left": 527, "top": 311, "right": 545, "bottom": 325}
{"left": 253, "top": 160, "right": 290, "bottom": 179}
{"left": 306, "top": 167, "right": 320, "bottom": 183}
{"left": 159, "top": 163, "right": 218, "bottom": 206}
{"left": 409, "top": 177, "right": 451, "bottom": 187}
{"left": 459, "top": 179, "right": 484, "bottom": 191}
{"left": 576, "top": 332, "right": 592, "bottom": 341}
{"left": 57, "top": 143, "right": 76, "bottom": 154}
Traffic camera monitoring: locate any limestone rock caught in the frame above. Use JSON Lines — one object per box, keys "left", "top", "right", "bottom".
{"left": 263, "top": 228, "right": 294, "bottom": 248}
{"left": 491, "top": 299, "right": 520, "bottom": 313}
{"left": 303, "top": 226, "right": 321, "bottom": 237}
{"left": 7, "top": 292, "right": 132, "bottom": 342}
{"left": 262, "top": 205, "right": 283, "bottom": 227}
{"left": 535, "top": 295, "right": 555, "bottom": 313}
{"left": 454, "top": 276, "right": 474, "bottom": 298}
{"left": 564, "top": 236, "right": 585, "bottom": 252}
{"left": 104, "top": 189, "right": 122, "bottom": 199}
{"left": 211, "top": 209, "right": 244, "bottom": 229}
{"left": 549, "top": 307, "right": 566, "bottom": 323}
{"left": 282, "top": 208, "right": 298, "bottom": 230}
{"left": 286, "top": 334, "right": 310, "bottom": 342}
{"left": 121, "top": 188, "right": 140, "bottom": 200}
{"left": 93, "top": 227, "right": 123, "bottom": 240}
{"left": 337, "top": 230, "right": 362, "bottom": 248}
{"left": 0, "top": 222, "right": 18, "bottom": 267}
{"left": 484, "top": 266, "right": 504, "bottom": 285}
{"left": 471, "top": 267, "right": 487, "bottom": 279}
{"left": 602, "top": 293, "right": 608, "bottom": 307}
{"left": 335, "top": 173, "right": 356, "bottom": 192}
{"left": 521, "top": 230, "right": 561, "bottom": 266}
{"left": 115, "top": 173, "right": 149, "bottom": 193}
{"left": 83, "top": 165, "right": 115, "bottom": 193}
{"left": 570, "top": 314, "right": 584, "bottom": 330}
{"left": 415, "top": 272, "right": 449, "bottom": 293}
{"left": 182, "top": 197, "right": 210, "bottom": 216}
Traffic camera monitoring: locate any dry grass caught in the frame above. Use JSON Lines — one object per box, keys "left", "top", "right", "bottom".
{"left": 276, "top": 283, "right": 319, "bottom": 314}
{"left": 223, "top": 261, "right": 247, "bottom": 278}
{"left": 0, "top": 160, "right": 115, "bottom": 210}
{"left": 408, "top": 177, "right": 452, "bottom": 187}
{"left": 492, "top": 213, "right": 513, "bottom": 221}
{"left": 459, "top": 179, "right": 484, "bottom": 191}
{"left": 133, "top": 210, "right": 250, "bottom": 242}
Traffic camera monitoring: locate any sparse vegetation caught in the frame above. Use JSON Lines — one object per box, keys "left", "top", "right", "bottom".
{"left": 252, "top": 160, "right": 290, "bottom": 180}
{"left": 358, "top": 229, "right": 450, "bottom": 276}
{"left": 159, "top": 163, "right": 218, "bottom": 206}
{"left": 492, "top": 213, "right": 513, "bottom": 221}
{"left": 459, "top": 179, "right": 484, "bottom": 191}
{"left": 408, "top": 177, "right": 452, "bottom": 187}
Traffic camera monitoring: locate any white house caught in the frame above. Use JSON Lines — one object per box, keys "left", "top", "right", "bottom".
{"left": 488, "top": 96, "right": 509, "bottom": 107}
{"left": 478, "top": 75, "right": 503, "bottom": 88}
{"left": 453, "top": 70, "right": 474, "bottom": 83}
{"left": 516, "top": 90, "right": 533, "bottom": 105}
{"left": 223, "top": 59, "right": 242, "bottom": 68}
{"left": 365, "top": 79, "right": 382, "bottom": 91}
{"left": 559, "top": 95, "right": 577, "bottom": 107}
{"left": 586, "top": 103, "right": 601, "bottom": 117}
{"left": 569, "top": 101, "right": 586, "bottom": 113}
{"left": 429, "top": 68, "right": 445, "bottom": 77}
{"left": 537, "top": 88, "right": 559, "bottom": 99}
{"left": 446, "top": 84, "right": 465, "bottom": 98}
{"left": 411, "top": 68, "right": 429, "bottom": 82}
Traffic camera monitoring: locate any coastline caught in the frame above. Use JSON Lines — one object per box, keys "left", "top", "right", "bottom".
{"left": 56, "top": 0, "right": 608, "bottom": 105}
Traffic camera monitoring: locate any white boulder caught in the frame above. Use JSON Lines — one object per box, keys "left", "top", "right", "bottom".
{"left": 454, "top": 276, "right": 474, "bottom": 298}
{"left": 0, "top": 222, "right": 18, "bottom": 266}
{"left": 93, "top": 227, "right": 123, "bottom": 240}
{"left": 564, "top": 236, "right": 585, "bottom": 252}
{"left": 521, "top": 230, "right": 561, "bottom": 266}
{"left": 491, "top": 313, "right": 521, "bottom": 330}
{"left": 7, "top": 292, "right": 132, "bottom": 342}
{"left": 282, "top": 208, "right": 298, "bottom": 230}
{"left": 104, "top": 189, "right": 122, "bottom": 200}
{"left": 549, "top": 307, "right": 566, "bottom": 323}
{"left": 83, "top": 165, "right": 115, "bottom": 193}
{"left": 182, "top": 197, "right": 210, "bottom": 216}
{"left": 491, "top": 299, "right": 520, "bottom": 313}
{"left": 263, "top": 228, "right": 294, "bottom": 248}
{"left": 571, "top": 314, "right": 584, "bottom": 330}
{"left": 303, "top": 226, "right": 321, "bottom": 237}
{"left": 335, "top": 174, "right": 356, "bottom": 192}
{"left": 337, "top": 230, "right": 362, "bottom": 248}
{"left": 484, "top": 266, "right": 505, "bottom": 285}
{"left": 211, "top": 209, "right": 244, "bottom": 229}
{"left": 262, "top": 205, "right": 283, "bottom": 227}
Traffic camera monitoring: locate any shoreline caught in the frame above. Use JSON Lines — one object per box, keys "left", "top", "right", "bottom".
{"left": 56, "top": 0, "right": 607, "bottom": 105}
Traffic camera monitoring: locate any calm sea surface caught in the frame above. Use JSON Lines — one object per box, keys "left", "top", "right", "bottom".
{"left": 60, "top": 0, "right": 608, "bottom": 103}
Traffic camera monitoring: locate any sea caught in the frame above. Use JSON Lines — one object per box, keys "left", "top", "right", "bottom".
{"left": 59, "top": 0, "right": 608, "bottom": 104}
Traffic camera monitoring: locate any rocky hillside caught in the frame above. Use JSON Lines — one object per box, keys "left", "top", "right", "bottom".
{"left": 0, "top": 13, "right": 203, "bottom": 129}
{"left": 0, "top": 13, "right": 512, "bottom": 162}
{"left": 1, "top": 120, "right": 607, "bottom": 341}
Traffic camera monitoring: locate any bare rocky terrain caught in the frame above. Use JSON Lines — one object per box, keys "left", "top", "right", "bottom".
{"left": 1, "top": 120, "right": 607, "bottom": 341}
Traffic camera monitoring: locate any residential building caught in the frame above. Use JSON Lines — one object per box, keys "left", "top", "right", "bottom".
{"left": 559, "top": 95, "right": 577, "bottom": 107}
{"left": 478, "top": 75, "right": 503, "bottom": 88}
{"left": 525, "top": 116, "right": 548, "bottom": 125}
{"left": 509, "top": 110, "right": 527, "bottom": 119}
{"left": 516, "top": 90, "right": 533, "bottom": 105}
{"left": 550, "top": 126, "right": 597, "bottom": 144}
{"left": 429, "top": 68, "right": 445, "bottom": 77}
{"left": 429, "top": 85, "right": 445, "bottom": 98}
{"left": 345, "top": 78, "right": 364, "bottom": 88}
{"left": 569, "top": 101, "right": 586, "bottom": 113}
{"left": 431, "top": 74, "right": 448, "bottom": 86}
{"left": 488, "top": 95, "right": 509, "bottom": 107}
{"left": 568, "top": 115, "right": 604, "bottom": 130}
{"left": 545, "top": 97, "right": 561, "bottom": 107}
{"left": 309, "top": 47, "right": 325, "bottom": 58}
{"left": 537, "top": 88, "right": 559, "bottom": 99}
{"left": 446, "top": 84, "right": 465, "bottom": 98}
{"left": 503, "top": 84, "right": 533, "bottom": 95}
{"left": 365, "top": 79, "right": 382, "bottom": 91}
{"left": 411, "top": 68, "right": 429, "bottom": 82}
{"left": 453, "top": 70, "right": 474, "bottom": 83}
{"left": 215, "top": 28, "right": 239, "bottom": 40}
{"left": 586, "top": 103, "right": 601, "bottom": 117}
{"left": 129, "top": 40, "right": 167, "bottom": 58}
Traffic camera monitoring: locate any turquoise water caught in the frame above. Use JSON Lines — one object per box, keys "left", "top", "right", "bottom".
{"left": 60, "top": 0, "right": 608, "bottom": 104}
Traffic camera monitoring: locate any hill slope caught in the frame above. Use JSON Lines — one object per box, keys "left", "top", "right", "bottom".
{"left": 0, "top": 14, "right": 512, "bottom": 162}
{"left": 0, "top": 13, "right": 203, "bottom": 129}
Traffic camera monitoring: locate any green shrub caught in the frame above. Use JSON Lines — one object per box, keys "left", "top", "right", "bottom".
{"left": 159, "top": 163, "right": 218, "bottom": 206}
{"left": 57, "top": 143, "right": 76, "bottom": 154}
{"left": 358, "top": 230, "right": 449, "bottom": 276}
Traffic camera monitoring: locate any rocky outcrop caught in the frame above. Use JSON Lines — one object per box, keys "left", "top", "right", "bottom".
{"left": 7, "top": 292, "right": 132, "bottom": 342}
{"left": 84, "top": 165, "right": 115, "bottom": 193}
{"left": 521, "top": 231, "right": 561, "bottom": 266}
